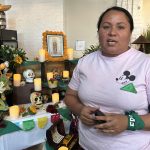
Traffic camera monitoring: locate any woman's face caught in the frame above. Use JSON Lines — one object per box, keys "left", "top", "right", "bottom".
{"left": 98, "top": 10, "right": 132, "bottom": 57}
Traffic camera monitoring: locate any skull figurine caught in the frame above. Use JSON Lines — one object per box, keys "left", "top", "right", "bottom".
{"left": 23, "top": 69, "right": 35, "bottom": 83}
{"left": 30, "top": 92, "right": 43, "bottom": 109}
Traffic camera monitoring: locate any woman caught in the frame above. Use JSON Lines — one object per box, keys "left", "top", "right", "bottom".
{"left": 64, "top": 6, "right": 150, "bottom": 150}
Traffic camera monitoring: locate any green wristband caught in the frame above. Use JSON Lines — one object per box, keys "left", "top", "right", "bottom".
{"left": 125, "top": 111, "right": 145, "bottom": 131}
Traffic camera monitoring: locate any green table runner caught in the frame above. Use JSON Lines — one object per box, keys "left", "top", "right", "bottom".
{"left": 45, "top": 141, "right": 54, "bottom": 150}
{"left": 0, "top": 120, "right": 21, "bottom": 136}
{"left": 58, "top": 107, "right": 72, "bottom": 121}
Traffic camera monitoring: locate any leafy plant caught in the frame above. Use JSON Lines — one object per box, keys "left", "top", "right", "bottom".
{"left": 83, "top": 44, "right": 100, "bottom": 56}
{"left": 0, "top": 74, "right": 10, "bottom": 94}
{"left": 143, "top": 25, "right": 150, "bottom": 54}
{"left": 0, "top": 73, "right": 11, "bottom": 121}
{"left": 0, "top": 45, "right": 28, "bottom": 73}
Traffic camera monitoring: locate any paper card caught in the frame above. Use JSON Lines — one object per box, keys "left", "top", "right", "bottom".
{"left": 75, "top": 40, "right": 85, "bottom": 51}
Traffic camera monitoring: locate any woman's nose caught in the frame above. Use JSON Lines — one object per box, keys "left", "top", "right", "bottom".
{"left": 108, "top": 27, "right": 117, "bottom": 36}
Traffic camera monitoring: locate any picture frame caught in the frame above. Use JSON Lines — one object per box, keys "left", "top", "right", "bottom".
{"left": 42, "top": 31, "right": 67, "bottom": 61}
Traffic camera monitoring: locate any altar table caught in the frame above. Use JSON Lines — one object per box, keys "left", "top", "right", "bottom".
{"left": 0, "top": 106, "right": 52, "bottom": 150}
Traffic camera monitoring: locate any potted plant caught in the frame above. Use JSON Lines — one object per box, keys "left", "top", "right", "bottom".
{"left": 83, "top": 44, "right": 100, "bottom": 56}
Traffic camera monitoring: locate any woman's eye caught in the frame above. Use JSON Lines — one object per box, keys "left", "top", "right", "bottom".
{"left": 118, "top": 26, "right": 125, "bottom": 30}
{"left": 103, "top": 26, "right": 110, "bottom": 29}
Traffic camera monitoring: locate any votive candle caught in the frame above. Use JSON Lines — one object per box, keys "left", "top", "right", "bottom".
{"left": 39, "top": 49, "right": 45, "bottom": 62}
{"left": 52, "top": 93, "right": 59, "bottom": 104}
{"left": 63, "top": 70, "right": 69, "bottom": 78}
{"left": 9, "top": 105, "right": 20, "bottom": 119}
{"left": 67, "top": 48, "right": 73, "bottom": 60}
{"left": 13, "top": 74, "right": 21, "bottom": 87}
{"left": 34, "top": 78, "right": 42, "bottom": 91}
{"left": 47, "top": 72, "right": 53, "bottom": 81}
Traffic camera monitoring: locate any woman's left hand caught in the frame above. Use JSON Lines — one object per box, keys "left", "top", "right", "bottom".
{"left": 94, "top": 113, "right": 128, "bottom": 135}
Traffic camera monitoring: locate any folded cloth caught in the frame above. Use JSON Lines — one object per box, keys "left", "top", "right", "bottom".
{"left": 37, "top": 117, "right": 48, "bottom": 128}
{"left": 22, "top": 119, "right": 35, "bottom": 131}
{"left": 57, "top": 107, "right": 72, "bottom": 121}
{"left": 0, "top": 120, "right": 21, "bottom": 136}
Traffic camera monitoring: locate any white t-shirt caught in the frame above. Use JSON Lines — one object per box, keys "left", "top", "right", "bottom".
{"left": 68, "top": 48, "right": 150, "bottom": 150}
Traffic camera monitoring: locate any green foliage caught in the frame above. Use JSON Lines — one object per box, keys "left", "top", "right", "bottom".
{"left": 143, "top": 25, "right": 150, "bottom": 54}
{"left": 0, "top": 74, "right": 9, "bottom": 89}
{"left": 83, "top": 44, "right": 100, "bottom": 56}
{"left": 0, "top": 45, "right": 28, "bottom": 72}
{"left": 0, "top": 74, "right": 10, "bottom": 112}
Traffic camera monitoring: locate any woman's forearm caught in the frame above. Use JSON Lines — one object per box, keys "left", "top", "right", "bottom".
{"left": 64, "top": 88, "right": 84, "bottom": 116}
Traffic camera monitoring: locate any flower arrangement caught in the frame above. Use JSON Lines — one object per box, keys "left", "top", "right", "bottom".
{"left": 48, "top": 78, "right": 58, "bottom": 89}
{"left": 0, "top": 45, "right": 28, "bottom": 73}
{"left": 49, "top": 78, "right": 57, "bottom": 83}
{"left": 0, "top": 69, "right": 11, "bottom": 110}
{"left": 0, "top": 67, "right": 12, "bottom": 125}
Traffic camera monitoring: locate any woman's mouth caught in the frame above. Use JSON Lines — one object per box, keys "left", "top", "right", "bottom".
{"left": 107, "top": 39, "right": 117, "bottom": 46}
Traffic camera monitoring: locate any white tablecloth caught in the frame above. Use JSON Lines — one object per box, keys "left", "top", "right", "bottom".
{"left": 0, "top": 106, "right": 52, "bottom": 150}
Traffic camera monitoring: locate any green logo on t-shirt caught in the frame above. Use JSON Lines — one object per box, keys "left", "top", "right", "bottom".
{"left": 120, "top": 83, "right": 137, "bottom": 94}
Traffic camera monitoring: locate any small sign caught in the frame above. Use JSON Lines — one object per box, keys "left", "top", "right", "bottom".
{"left": 75, "top": 40, "right": 85, "bottom": 51}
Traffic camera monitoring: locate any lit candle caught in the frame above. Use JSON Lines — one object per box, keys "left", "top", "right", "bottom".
{"left": 39, "top": 49, "right": 45, "bottom": 62}
{"left": 47, "top": 72, "right": 53, "bottom": 81}
{"left": 67, "top": 48, "right": 73, "bottom": 60}
{"left": 63, "top": 70, "right": 69, "bottom": 78}
{"left": 58, "top": 146, "right": 68, "bottom": 150}
{"left": 13, "top": 74, "right": 21, "bottom": 87}
{"left": 52, "top": 93, "right": 59, "bottom": 103}
{"left": 34, "top": 78, "right": 42, "bottom": 91}
{"left": 9, "top": 105, "right": 20, "bottom": 119}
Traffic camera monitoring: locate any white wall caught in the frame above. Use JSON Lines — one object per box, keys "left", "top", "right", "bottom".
{"left": 117, "top": 0, "right": 143, "bottom": 42}
{"left": 4, "top": 0, "right": 64, "bottom": 60}
{"left": 1, "top": 0, "right": 149, "bottom": 59}
{"left": 64, "top": 0, "right": 116, "bottom": 58}
{"left": 142, "top": 0, "right": 150, "bottom": 30}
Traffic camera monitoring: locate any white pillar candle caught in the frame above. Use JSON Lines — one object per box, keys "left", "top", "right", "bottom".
{"left": 52, "top": 93, "right": 59, "bottom": 104}
{"left": 39, "top": 49, "right": 45, "bottom": 62}
{"left": 67, "top": 48, "right": 73, "bottom": 60}
{"left": 9, "top": 105, "right": 20, "bottom": 119}
{"left": 58, "top": 146, "right": 68, "bottom": 150}
{"left": 13, "top": 74, "right": 21, "bottom": 87}
{"left": 34, "top": 78, "right": 42, "bottom": 91}
{"left": 47, "top": 72, "right": 53, "bottom": 81}
{"left": 63, "top": 70, "right": 69, "bottom": 78}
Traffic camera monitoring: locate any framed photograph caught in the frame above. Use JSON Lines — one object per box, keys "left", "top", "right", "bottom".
{"left": 42, "top": 31, "right": 67, "bottom": 61}
{"left": 47, "top": 34, "right": 63, "bottom": 57}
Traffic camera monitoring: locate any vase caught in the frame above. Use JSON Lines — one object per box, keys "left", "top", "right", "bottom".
{"left": 48, "top": 80, "right": 58, "bottom": 89}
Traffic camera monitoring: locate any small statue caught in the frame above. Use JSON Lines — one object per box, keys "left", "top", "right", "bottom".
{"left": 23, "top": 69, "right": 35, "bottom": 83}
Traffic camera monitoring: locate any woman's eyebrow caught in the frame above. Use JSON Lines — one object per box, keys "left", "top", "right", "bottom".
{"left": 101, "top": 22, "right": 128, "bottom": 26}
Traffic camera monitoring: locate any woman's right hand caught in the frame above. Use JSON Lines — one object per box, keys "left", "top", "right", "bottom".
{"left": 79, "top": 106, "right": 97, "bottom": 126}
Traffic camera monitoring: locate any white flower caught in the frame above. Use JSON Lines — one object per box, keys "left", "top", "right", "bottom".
{"left": 6, "top": 50, "right": 9, "bottom": 53}
{"left": 0, "top": 81, "right": 6, "bottom": 94}
{"left": 4, "top": 61, "right": 9, "bottom": 68}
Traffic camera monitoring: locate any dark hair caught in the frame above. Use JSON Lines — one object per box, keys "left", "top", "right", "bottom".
{"left": 97, "top": 6, "right": 134, "bottom": 32}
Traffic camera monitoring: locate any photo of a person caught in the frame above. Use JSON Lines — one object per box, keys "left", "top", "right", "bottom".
{"left": 47, "top": 35, "right": 64, "bottom": 57}
{"left": 52, "top": 38, "right": 58, "bottom": 55}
